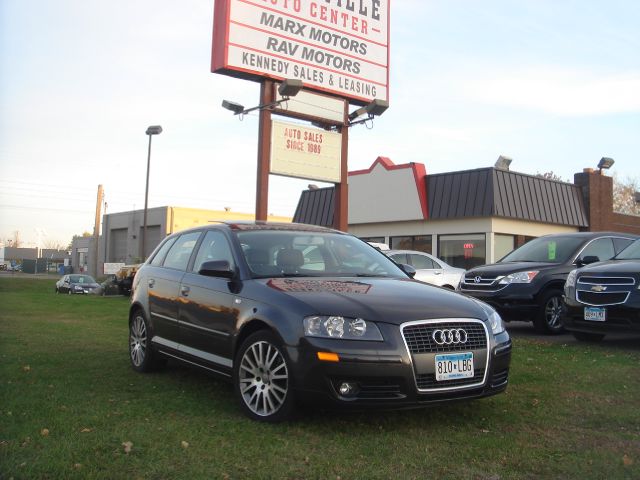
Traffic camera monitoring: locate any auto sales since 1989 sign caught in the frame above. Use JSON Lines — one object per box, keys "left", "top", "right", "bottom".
{"left": 212, "top": 0, "right": 390, "bottom": 105}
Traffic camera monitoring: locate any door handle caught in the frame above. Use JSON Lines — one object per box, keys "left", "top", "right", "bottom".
{"left": 148, "top": 279, "right": 155, "bottom": 288}
{"left": 181, "top": 285, "right": 190, "bottom": 296}
{"left": 434, "top": 271, "right": 443, "bottom": 275}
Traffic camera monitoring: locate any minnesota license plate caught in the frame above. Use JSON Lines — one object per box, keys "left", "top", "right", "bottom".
{"left": 435, "top": 352, "right": 474, "bottom": 381}
{"left": 584, "top": 307, "right": 606, "bottom": 321}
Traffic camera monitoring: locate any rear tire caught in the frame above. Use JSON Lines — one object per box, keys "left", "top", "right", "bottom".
{"left": 129, "top": 310, "right": 166, "bottom": 372}
{"left": 533, "top": 290, "right": 565, "bottom": 335}
{"left": 572, "top": 331, "right": 605, "bottom": 342}
{"left": 234, "top": 330, "right": 295, "bottom": 422}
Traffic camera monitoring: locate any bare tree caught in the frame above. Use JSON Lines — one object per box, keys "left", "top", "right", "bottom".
{"left": 536, "top": 171, "right": 568, "bottom": 182}
{"left": 613, "top": 174, "right": 640, "bottom": 216}
{"left": 43, "top": 239, "right": 67, "bottom": 250}
{"left": 11, "top": 231, "right": 21, "bottom": 248}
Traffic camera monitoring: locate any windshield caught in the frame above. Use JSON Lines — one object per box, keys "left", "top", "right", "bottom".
{"left": 499, "top": 236, "right": 584, "bottom": 264}
{"left": 69, "top": 275, "right": 96, "bottom": 284}
{"left": 616, "top": 239, "right": 640, "bottom": 260}
{"left": 235, "top": 230, "right": 407, "bottom": 279}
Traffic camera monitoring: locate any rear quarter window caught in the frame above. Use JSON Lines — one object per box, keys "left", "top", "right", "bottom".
{"left": 149, "top": 237, "right": 177, "bottom": 266}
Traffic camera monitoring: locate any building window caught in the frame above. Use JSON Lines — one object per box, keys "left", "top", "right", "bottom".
{"left": 389, "top": 235, "right": 432, "bottom": 254}
{"left": 438, "top": 234, "right": 486, "bottom": 269}
{"left": 494, "top": 234, "right": 515, "bottom": 261}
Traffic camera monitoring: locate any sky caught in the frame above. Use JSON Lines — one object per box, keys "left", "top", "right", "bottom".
{"left": 1, "top": 0, "right": 639, "bottom": 248}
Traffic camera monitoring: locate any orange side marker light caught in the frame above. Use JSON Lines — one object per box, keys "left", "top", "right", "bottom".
{"left": 317, "top": 352, "right": 340, "bottom": 362}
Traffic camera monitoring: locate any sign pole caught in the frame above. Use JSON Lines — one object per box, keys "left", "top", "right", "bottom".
{"left": 334, "top": 103, "right": 349, "bottom": 232}
{"left": 255, "top": 79, "right": 274, "bottom": 221}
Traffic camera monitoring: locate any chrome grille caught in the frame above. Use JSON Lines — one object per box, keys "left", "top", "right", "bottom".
{"left": 575, "top": 275, "right": 635, "bottom": 306}
{"left": 578, "top": 276, "right": 635, "bottom": 286}
{"left": 460, "top": 274, "right": 504, "bottom": 292}
{"left": 402, "top": 321, "right": 487, "bottom": 354}
{"left": 576, "top": 291, "right": 630, "bottom": 306}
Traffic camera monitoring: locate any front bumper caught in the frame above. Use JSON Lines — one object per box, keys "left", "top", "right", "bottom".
{"left": 563, "top": 303, "right": 640, "bottom": 335}
{"left": 458, "top": 288, "right": 538, "bottom": 322}
{"left": 287, "top": 321, "right": 512, "bottom": 409}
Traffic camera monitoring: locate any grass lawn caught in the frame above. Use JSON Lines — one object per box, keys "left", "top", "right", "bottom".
{"left": 1, "top": 277, "right": 639, "bottom": 479}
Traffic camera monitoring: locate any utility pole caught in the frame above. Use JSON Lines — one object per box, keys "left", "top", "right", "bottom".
{"left": 93, "top": 184, "right": 104, "bottom": 278}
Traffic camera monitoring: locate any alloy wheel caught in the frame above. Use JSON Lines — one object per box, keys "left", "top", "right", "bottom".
{"left": 130, "top": 315, "right": 147, "bottom": 367}
{"left": 545, "top": 295, "right": 563, "bottom": 329}
{"left": 238, "top": 340, "right": 289, "bottom": 417}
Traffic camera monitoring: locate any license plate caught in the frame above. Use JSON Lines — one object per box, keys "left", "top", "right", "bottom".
{"left": 435, "top": 352, "right": 474, "bottom": 381}
{"left": 584, "top": 307, "right": 606, "bottom": 322}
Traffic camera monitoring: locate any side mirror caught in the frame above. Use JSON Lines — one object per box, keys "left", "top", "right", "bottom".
{"left": 399, "top": 263, "right": 416, "bottom": 278}
{"left": 577, "top": 255, "right": 600, "bottom": 266}
{"left": 199, "top": 260, "right": 235, "bottom": 279}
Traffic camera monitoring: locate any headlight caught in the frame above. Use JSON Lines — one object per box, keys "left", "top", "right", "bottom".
{"left": 565, "top": 269, "right": 578, "bottom": 289}
{"left": 488, "top": 310, "right": 505, "bottom": 335}
{"left": 303, "top": 316, "right": 383, "bottom": 341}
{"left": 498, "top": 271, "right": 539, "bottom": 285}
{"left": 475, "top": 301, "right": 505, "bottom": 336}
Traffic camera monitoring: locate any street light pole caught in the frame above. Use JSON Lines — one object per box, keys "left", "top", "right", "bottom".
{"left": 142, "top": 125, "right": 162, "bottom": 260}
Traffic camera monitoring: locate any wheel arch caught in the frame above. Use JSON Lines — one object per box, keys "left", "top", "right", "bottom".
{"left": 233, "top": 319, "right": 280, "bottom": 358}
{"left": 535, "top": 281, "right": 565, "bottom": 300}
{"left": 128, "top": 301, "right": 147, "bottom": 327}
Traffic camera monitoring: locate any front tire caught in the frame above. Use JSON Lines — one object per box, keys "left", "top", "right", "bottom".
{"left": 129, "top": 310, "right": 165, "bottom": 372}
{"left": 234, "top": 331, "right": 295, "bottom": 422}
{"left": 533, "top": 290, "right": 565, "bottom": 334}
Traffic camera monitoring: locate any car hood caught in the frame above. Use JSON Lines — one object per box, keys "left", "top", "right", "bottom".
{"left": 466, "top": 261, "right": 560, "bottom": 276}
{"left": 577, "top": 259, "right": 640, "bottom": 275}
{"left": 260, "top": 276, "right": 489, "bottom": 325}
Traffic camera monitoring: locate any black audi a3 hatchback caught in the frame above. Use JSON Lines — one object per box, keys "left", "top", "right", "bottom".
{"left": 128, "top": 222, "right": 511, "bottom": 421}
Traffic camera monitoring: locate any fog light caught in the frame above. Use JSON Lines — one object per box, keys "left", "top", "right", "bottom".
{"left": 338, "top": 382, "right": 359, "bottom": 397}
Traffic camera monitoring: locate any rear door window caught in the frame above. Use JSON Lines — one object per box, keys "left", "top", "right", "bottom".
{"left": 389, "top": 253, "right": 408, "bottom": 264}
{"left": 410, "top": 253, "right": 436, "bottom": 269}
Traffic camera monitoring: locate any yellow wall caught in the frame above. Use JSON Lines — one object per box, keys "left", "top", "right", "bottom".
{"left": 166, "top": 207, "right": 292, "bottom": 234}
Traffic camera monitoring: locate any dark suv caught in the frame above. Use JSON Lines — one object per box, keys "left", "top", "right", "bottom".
{"left": 129, "top": 222, "right": 512, "bottom": 421}
{"left": 563, "top": 238, "right": 640, "bottom": 342}
{"left": 459, "top": 232, "right": 637, "bottom": 334}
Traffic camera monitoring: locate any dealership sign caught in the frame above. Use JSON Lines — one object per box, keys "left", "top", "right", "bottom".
{"left": 212, "top": 0, "right": 390, "bottom": 105}
{"left": 270, "top": 120, "right": 341, "bottom": 182}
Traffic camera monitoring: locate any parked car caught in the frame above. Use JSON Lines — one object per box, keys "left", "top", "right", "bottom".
{"left": 563, "top": 238, "right": 640, "bottom": 342}
{"left": 129, "top": 222, "right": 512, "bottom": 422}
{"left": 458, "top": 232, "right": 638, "bottom": 334}
{"left": 386, "top": 250, "right": 465, "bottom": 289}
{"left": 367, "top": 241, "right": 390, "bottom": 251}
{"left": 55, "top": 274, "right": 101, "bottom": 294}
{"left": 93, "top": 264, "right": 141, "bottom": 296}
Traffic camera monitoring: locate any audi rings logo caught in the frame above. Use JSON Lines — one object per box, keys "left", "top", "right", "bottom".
{"left": 432, "top": 328, "right": 468, "bottom": 345}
